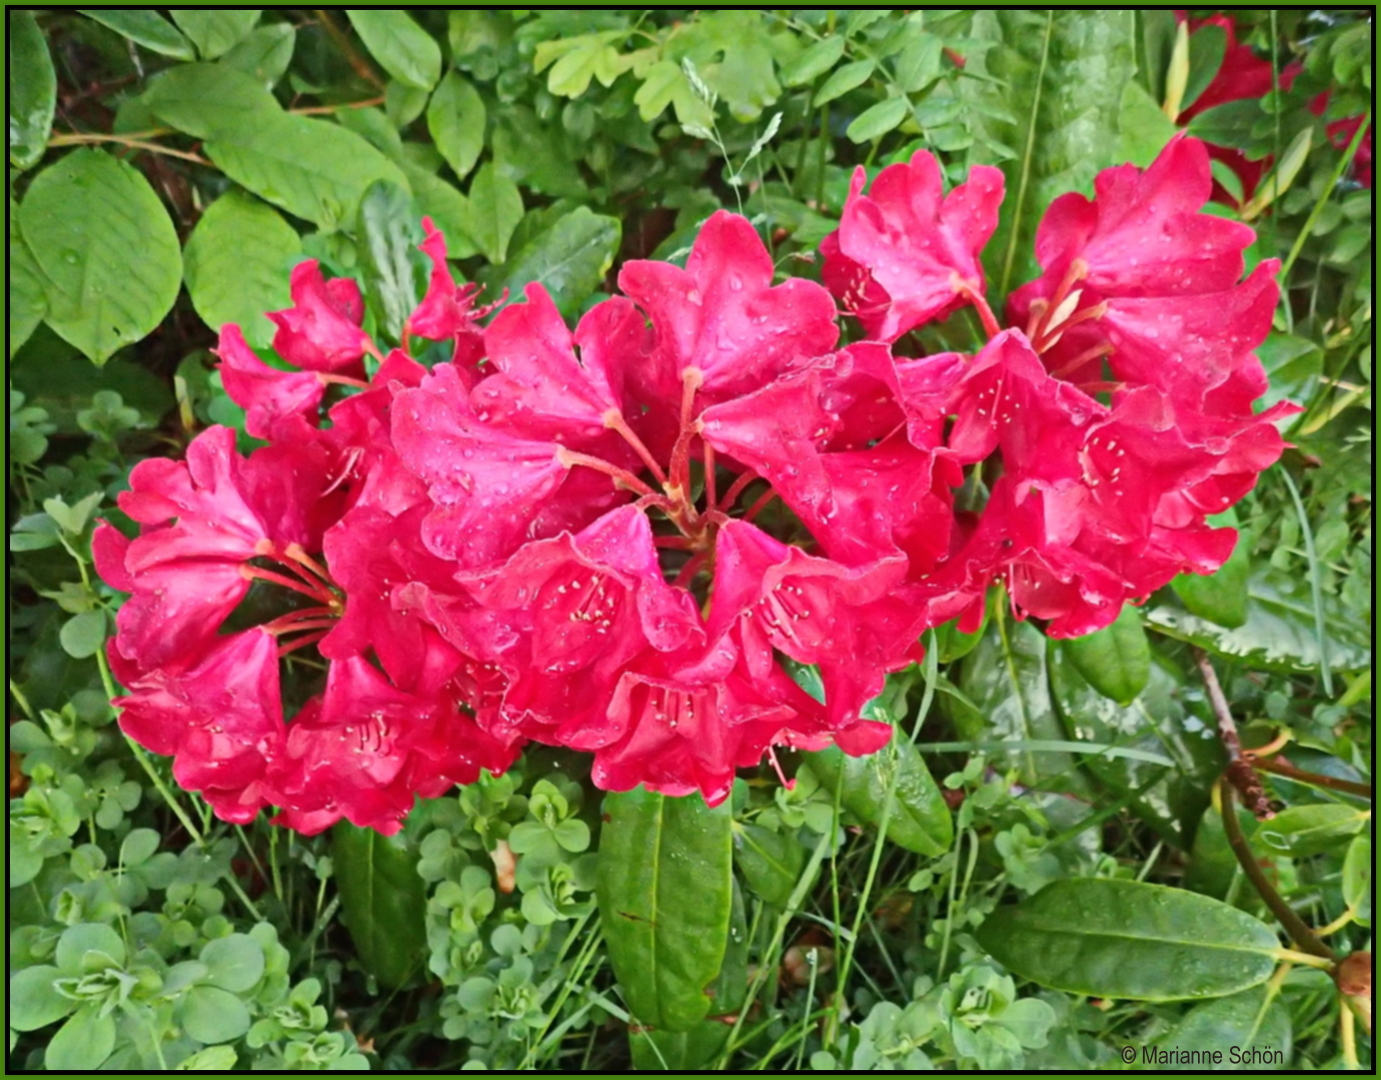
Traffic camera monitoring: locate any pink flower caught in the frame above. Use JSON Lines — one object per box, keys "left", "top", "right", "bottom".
{"left": 267, "top": 261, "right": 375, "bottom": 376}
{"left": 821, "top": 150, "right": 1004, "bottom": 341}
{"left": 406, "top": 215, "right": 493, "bottom": 370}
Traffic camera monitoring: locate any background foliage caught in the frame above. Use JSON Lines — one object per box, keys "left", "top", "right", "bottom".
{"left": 8, "top": 8, "right": 1372, "bottom": 1071}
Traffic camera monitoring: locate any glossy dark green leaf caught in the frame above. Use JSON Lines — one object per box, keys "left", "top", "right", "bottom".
{"left": 1172, "top": 522, "right": 1251, "bottom": 630}
{"left": 183, "top": 190, "right": 300, "bottom": 348}
{"left": 596, "top": 788, "right": 733, "bottom": 1032}
{"left": 9, "top": 11, "right": 56, "bottom": 170}
{"left": 933, "top": 609, "right": 987, "bottom": 664}
{"left": 1061, "top": 605, "right": 1150, "bottom": 705}
{"left": 958, "top": 613, "right": 1086, "bottom": 792}
{"left": 1254, "top": 803, "right": 1368, "bottom": 858}
{"left": 976, "top": 879, "right": 1280, "bottom": 1001}
{"left": 733, "top": 822, "right": 804, "bottom": 906}
{"left": 400, "top": 164, "right": 480, "bottom": 259}
{"left": 428, "top": 71, "right": 487, "bottom": 182}
{"left": 463, "top": 163, "right": 524, "bottom": 265}
{"left": 498, "top": 207, "right": 620, "bottom": 318}
{"left": 18, "top": 149, "right": 182, "bottom": 364}
{"left": 802, "top": 736, "right": 953, "bottom": 858}
{"left": 1155, "top": 985, "right": 1291, "bottom": 1070}
{"left": 347, "top": 9, "right": 441, "bottom": 92}
{"left": 9, "top": 199, "right": 47, "bottom": 356}
{"left": 356, "top": 181, "right": 424, "bottom": 342}
{"left": 1149, "top": 566, "right": 1371, "bottom": 675}
{"left": 78, "top": 9, "right": 195, "bottom": 60}
{"left": 332, "top": 821, "right": 428, "bottom": 990}
{"left": 847, "top": 95, "right": 911, "bottom": 143}
{"left": 967, "top": 10, "right": 1137, "bottom": 295}
{"left": 169, "top": 9, "right": 260, "bottom": 59}
{"left": 144, "top": 61, "right": 280, "bottom": 138}
{"left": 1180, "top": 22, "right": 1226, "bottom": 114}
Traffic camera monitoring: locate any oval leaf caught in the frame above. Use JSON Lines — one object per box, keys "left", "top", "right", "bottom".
{"left": 9, "top": 966, "right": 72, "bottom": 1032}
{"left": 463, "top": 163, "right": 524, "bottom": 265}
{"left": 184, "top": 190, "right": 300, "bottom": 347}
{"left": 356, "top": 180, "right": 424, "bottom": 341}
{"left": 19, "top": 149, "right": 183, "bottom": 365}
{"left": 45, "top": 1007, "right": 116, "bottom": 1071}
{"left": 1154, "top": 985, "right": 1291, "bottom": 1070}
{"left": 780, "top": 35, "right": 845, "bottom": 88}
{"left": 1061, "top": 605, "right": 1151, "bottom": 705}
{"left": 1255, "top": 803, "right": 1369, "bottom": 858}
{"left": 169, "top": 10, "right": 260, "bottom": 59}
{"left": 803, "top": 738, "right": 953, "bottom": 858}
{"left": 814, "top": 59, "right": 875, "bottom": 107}
{"left": 347, "top": 9, "right": 441, "bottom": 92}
{"left": 78, "top": 9, "right": 195, "bottom": 60}
{"left": 180, "top": 985, "right": 251, "bottom": 1044}
{"left": 847, "top": 96, "right": 911, "bottom": 144}
{"left": 976, "top": 879, "right": 1280, "bottom": 1001}
{"left": 221, "top": 24, "right": 296, "bottom": 88}
{"left": 733, "top": 823, "right": 804, "bottom": 906}
{"left": 9, "top": 11, "right": 57, "bottom": 170}
{"left": 499, "top": 207, "right": 620, "bottom": 319}
{"left": 59, "top": 611, "right": 107, "bottom": 659}
{"left": 596, "top": 788, "right": 733, "bottom": 1032}
{"left": 332, "top": 821, "right": 428, "bottom": 990}
{"left": 9, "top": 200, "right": 47, "bottom": 356}
{"left": 427, "top": 71, "right": 487, "bottom": 182}
{"left": 144, "top": 61, "right": 280, "bottom": 139}
{"left": 199, "top": 933, "right": 266, "bottom": 993}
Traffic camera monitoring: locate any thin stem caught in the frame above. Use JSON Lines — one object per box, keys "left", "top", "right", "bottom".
{"left": 1339, "top": 1003, "right": 1358, "bottom": 1070}
{"left": 290, "top": 95, "right": 386, "bottom": 116}
{"left": 316, "top": 372, "right": 371, "bottom": 391}
{"left": 742, "top": 487, "right": 779, "bottom": 523}
{"left": 315, "top": 9, "right": 384, "bottom": 88}
{"left": 1194, "top": 646, "right": 1274, "bottom": 818}
{"left": 1048, "top": 342, "right": 1113, "bottom": 381}
{"left": 1251, "top": 756, "right": 1371, "bottom": 799}
{"left": 558, "top": 447, "right": 658, "bottom": 498}
{"left": 718, "top": 470, "right": 761, "bottom": 513}
{"left": 281, "top": 543, "right": 335, "bottom": 589}
{"left": 653, "top": 535, "right": 695, "bottom": 550}
{"left": 46, "top": 132, "right": 211, "bottom": 165}
{"left": 703, "top": 440, "right": 717, "bottom": 511}
{"left": 951, "top": 276, "right": 1002, "bottom": 339}
{"left": 1280, "top": 111, "right": 1371, "bottom": 283}
{"left": 278, "top": 630, "right": 330, "bottom": 657}
{"left": 603, "top": 411, "right": 668, "bottom": 486}
{"left": 242, "top": 565, "right": 335, "bottom": 604}
{"left": 672, "top": 552, "right": 708, "bottom": 589}
{"left": 1218, "top": 779, "right": 1335, "bottom": 960}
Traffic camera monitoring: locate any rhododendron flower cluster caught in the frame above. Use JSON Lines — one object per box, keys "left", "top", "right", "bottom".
{"left": 97, "top": 135, "right": 1293, "bottom": 833}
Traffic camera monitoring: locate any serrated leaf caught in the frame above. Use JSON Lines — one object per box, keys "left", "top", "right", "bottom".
{"left": 463, "top": 163, "right": 523, "bottom": 264}
{"left": 1156, "top": 985, "right": 1291, "bottom": 1068}
{"left": 356, "top": 180, "right": 424, "bottom": 341}
{"left": 143, "top": 62, "right": 280, "bottom": 141}
{"left": 1061, "top": 605, "right": 1150, "bottom": 705}
{"left": 9, "top": 199, "right": 47, "bottom": 355}
{"left": 347, "top": 9, "right": 441, "bottom": 92}
{"left": 183, "top": 190, "right": 300, "bottom": 347}
{"left": 814, "top": 59, "right": 876, "bottom": 107}
{"left": 180, "top": 986, "right": 251, "bottom": 1044}
{"left": 221, "top": 23, "right": 296, "bottom": 88}
{"left": 596, "top": 789, "right": 733, "bottom": 1032}
{"left": 332, "top": 821, "right": 428, "bottom": 990}
{"left": 46, "top": 1007, "right": 116, "bottom": 1071}
{"left": 780, "top": 34, "right": 845, "bottom": 88}
{"left": 78, "top": 10, "right": 195, "bottom": 60}
{"left": 427, "top": 71, "right": 487, "bottom": 182}
{"left": 966, "top": 11, "right": 1137, "bottom": 295}
{"left": 977, "top": 879, "right": 1280, "bottom": 1001}
{"left": 847, "top": 95, "right": 911, "bottom": 144}
{"left": 169, "top": 10, "right": 260, "bottom": 59}
{"left": 206, "top": 113, "right": 413, "bottom": 231}
{"left": 498, "top": 207, "right": 620, "bottom": 319}
{"left": 18, "top": 149, "right": 182, "bottom": 365}
{"left": 1148, "top": 566, "right": 1371, "bottom": 674}
{"left": 9, "top": 11, "right": 57, "bottom": 170}
{"left": 634, "top": 59, "right": 715, "bottom": 130}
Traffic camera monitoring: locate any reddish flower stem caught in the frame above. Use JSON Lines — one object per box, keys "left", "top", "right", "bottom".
{"left": 1029, "top": 258, "right": 1087, "bottom": 344}
{"left": 654, "top": 536, "right": 696, "bottom": 550}
{"left": 557, "top": 447, "right": 659, "bottom": 498}
{"left": 718, "top": 470, "right": 761, "bottom": 513}
{"left": 742, "top": 488, "right": 780, "bottom": 523}
{"left": 242, "top": 565, "right": 335, "bottom": 604}
{"left": 703, "top": 440, "right": 717, "bottom": 511}
{"left": 951, "top": 276, "right": 1002, "bottom": 339}
{"left": 282, "top": 543, "right": 336, "bottom": 590}
{"left": 266, "top": 617, "right": 340, "bottom": 638}
{"left": 1049, "top": 342, "right": 1114, "bottom": 380}
{"left": 277, "top": 629, "right": 330, "bottom": 657}
{"left": 317, "top": 372, "right": 371, "bottom": 391}
{"left": 261, "top": 606, "right": 337, "bottom": 633}
{"left": 667, "top": 368, "right": 705, "bottom": 505}
{"left": 604, "top": 410, "right": 669, "bottom": 486}
{"left": 1033, "top": 301, "right": 1107, "bottom": 353}
{"left": 672, "top": 551, "right": 708, "bottom": 589}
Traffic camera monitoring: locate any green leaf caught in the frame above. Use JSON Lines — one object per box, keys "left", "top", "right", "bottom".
{"left": 59, "top": 611, "right": 107, "bottom": 659}
{"left": 847, "top": 96, "right": 911, "bottom": 144}
{"left": 9, "top": 200, "right": 47, "bottom": 356}
{"left": 46, "top": 1007, "right": 116, "bottom": 1071}
{"left": 1184, "top": 99, "right": 1263, "bottom": 151}
{"left": 8, "top": 966, "right": 72, "bottom": 1031}
{"left": 803, "top": 736, "right": 953, "bottom": 857}
{"left": 169, "top": 9, "right": 260, "bottom": 59}
{"left": 183, "top": 190, "right": 300, "bottom": 347}
{"left": 1180, "top": 22, "right": 1226, "bottom": 115}
{"left": 332, "top": 821, "right": 428, "bottom": 990}
{"left": 356, "top": 180, "right": 424, "bottom": 342}
{"left": 400, "top": 164, "right": 480, "bottom": 259}
{"left": 733, "top": 822, "right": 804, "bottom": 906}
{"left": 957, "top": 612, "right": 1084, "bottom": 792}
{"left": 199, "top": 933, "right": 266, "bottom": 993}
{"left": 814, "top": 59, "right": 875, "bottom": 107}
{"left": 347, "top": 9, "right": 441, "bottom": 92}
{"left": 968, "top": 10, "right": 1137, "bottom": 295}
{"left": 1255, "top": 804, "right": 1369, "bottom": 858}
{"left": 780, "top": 34, "right": 845, "bottom": 88}
{"left": 463, "top": 163, "right": 524, "bottom": 265}
{"left": 1155, "top": 985, "right": 1291, "bottom": 1070}
{"left": 206, "top": 113, "right": 413, "bottom": 231}
{"left": 498, "top": 207, "right": 620, "bottom": 319}
{"left": 536, "top": 31, "right": 632, "bottom": 98}
{"left": 9, "top": 11, "right": 57, "bottom": 170}
{"left": 976, "top": 879, "right": 1280, "bottom": 1001}
{"left": 1172, "top": 521, "right": 1251, "bottom": 630}
{"left": 180, "top": 985, "right": 251, "bottom": 1044}
{"left": 143, "top": 62, "right": 280, "bottom": 139}
{"left": 221, "top": 24, "right": 296, "bottom": 88}
{"left": 78, "top": 10, "right": 195, "bottom": 60}
{"left": 1342, "top": 834, "right": 1371, "bottom": 922}
{"left": 596, "top": 788, "right": 733, "bottom": 1032}
{"left": 427, "top": 71, "right": 487, "bottom": 182}
{"left": 1061, "top": 605, "right": 1150, "bottom": 705}
{"left": 18, "top": 149, "right": 183, "bottom": 365}
{"left": 1118, "top": 80, "right": 1179, "bottom": 167}
{"left": 1148, "top": 566, "right": 1371, "bottom": 675}
{"left": 894, "top": 31, "right": 944, "bottom": 93}
{"left": 634, "top": 59, "right": 715, "bottom": 130}
{"left": 177, "top": 1045, "right": 240, "bottom": 1070}
{"left": 56, "top": 922, "right": 125, "bottom": 970}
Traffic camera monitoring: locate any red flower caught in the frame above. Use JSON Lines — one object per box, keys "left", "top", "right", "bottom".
{"left": 821, "top": 150, "right": 1004, "bottom": 341}
{"left": 267, "top": 261, "right": 375, "bottom": 377}
{"left": 406, "top": 215, "right": 493, "bottom": 370}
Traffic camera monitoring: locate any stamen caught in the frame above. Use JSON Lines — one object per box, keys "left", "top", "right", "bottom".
{"left": 603, "top": 409, "right": 668, "bottom": 485}
{"left": 241, "top": 565, "right": 334, "bottom": 603}
{"left": 765, "top": 745, "right": 795, "bottom": 790}
{"left": 277, "top": 629, "right": 329, "bottom": 657}
{"left": 950, "top": 274, "right": 1001, "bottom": 339}
{"left": 317, "top": 372, "right": 371, "bottom": 391}
{"left": 557, "top": 446, "right": 658, "bottom": 498}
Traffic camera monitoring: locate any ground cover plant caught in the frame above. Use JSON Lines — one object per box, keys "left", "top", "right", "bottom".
{"left": 7, "top": 8, "right": 1373, "bottom": 1072}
